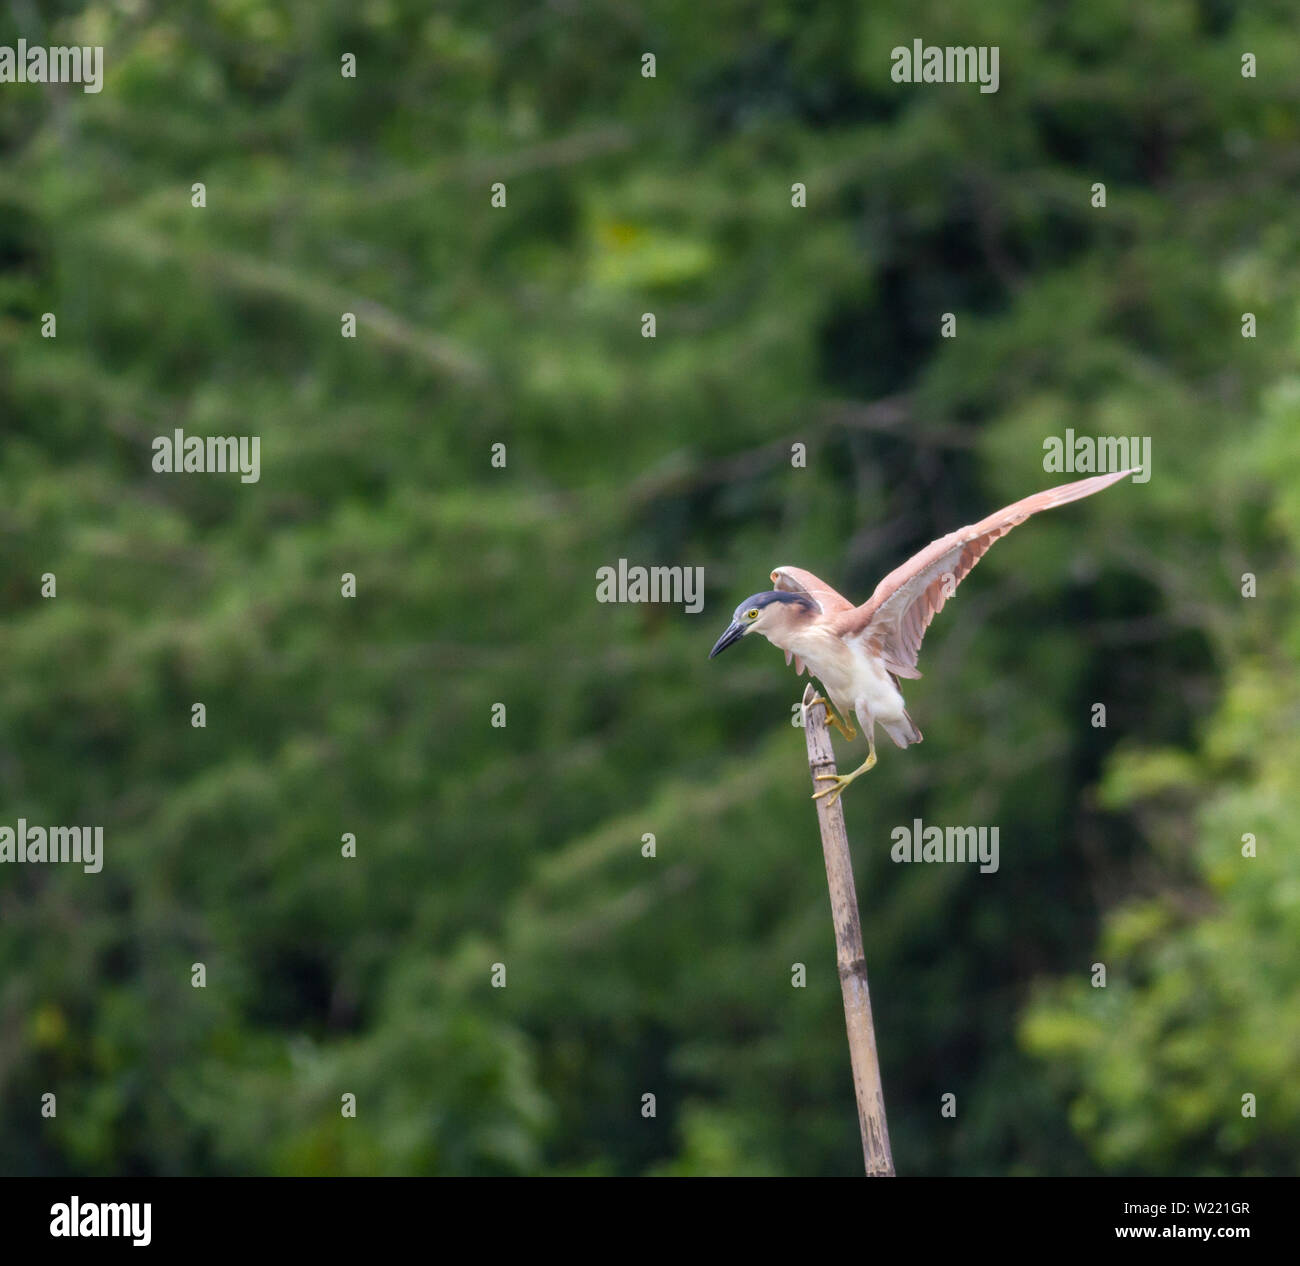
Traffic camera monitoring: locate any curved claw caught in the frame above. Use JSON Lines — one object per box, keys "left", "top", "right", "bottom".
{"left": 812, "top": 773, "right": 853, "bottom": 807}
{"left": 807, "top": 695, "right": 857, "bottom": 741}
{"left": 810, "top": 752, "right": 877, "bottom": 806}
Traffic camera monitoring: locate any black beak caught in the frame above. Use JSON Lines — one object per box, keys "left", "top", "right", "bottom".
{"left": 709, "top": 620, "right": 746, "bottom": 659}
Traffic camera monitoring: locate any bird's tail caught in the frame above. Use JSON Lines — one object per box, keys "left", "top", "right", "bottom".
{"left": 881, "top": 709, "right": 923, "bottom": 749}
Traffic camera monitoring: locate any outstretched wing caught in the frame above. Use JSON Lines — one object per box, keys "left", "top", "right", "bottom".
{"left": 770, "top": 565, "right": 855, "bottom": 676}
{"left": 830, "top": 469, "right": 1134, "bottom": 679}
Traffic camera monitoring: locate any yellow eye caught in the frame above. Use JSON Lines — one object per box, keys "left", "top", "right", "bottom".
{"left": 746, "top": 608, "right": 759, "bottom": 620}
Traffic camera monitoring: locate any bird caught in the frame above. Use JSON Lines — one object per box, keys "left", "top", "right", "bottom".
{"left": 708, "top": 468, "right": 1135, "bottom": 805}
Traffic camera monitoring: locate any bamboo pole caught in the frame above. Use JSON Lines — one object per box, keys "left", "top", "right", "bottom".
{"left": 801, "top": 681, "right": 895, "bottom": 1176}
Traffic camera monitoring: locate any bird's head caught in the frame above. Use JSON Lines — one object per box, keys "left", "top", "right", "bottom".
{"left": 709, "top": 590, "right": 816, "bottom": 658}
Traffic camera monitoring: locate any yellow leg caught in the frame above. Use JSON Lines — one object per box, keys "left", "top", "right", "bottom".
{"left": 807, "top": 695, "right": 857, "bottom": 741}
{"left": 812, "top": 731, "right": 877, "bottom": 806}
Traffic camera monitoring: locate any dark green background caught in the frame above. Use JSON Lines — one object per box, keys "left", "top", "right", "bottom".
{"left": 2, "top": 0, "right": 1297, "bottom": 1175}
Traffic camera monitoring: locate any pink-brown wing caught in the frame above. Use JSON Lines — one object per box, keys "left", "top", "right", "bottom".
{"left": 770, "top": 565, "right": 855, "bottom": 615}
{"left": 770, "top": 565, "right": 855, "bottom": 676}
{"left": 830, "top": 469, "right": 1134, "bottom": 679}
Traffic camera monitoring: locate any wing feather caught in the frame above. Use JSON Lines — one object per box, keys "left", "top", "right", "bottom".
{"left": 770, "top": 565, "right": 854, "bottom": 616}
{"left": 830, "top": 469, "right": 1134, "bottom": 677}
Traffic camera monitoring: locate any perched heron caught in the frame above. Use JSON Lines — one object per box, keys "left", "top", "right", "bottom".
{"left": 709, "top": 469, "right": 1134, "bottom": 805}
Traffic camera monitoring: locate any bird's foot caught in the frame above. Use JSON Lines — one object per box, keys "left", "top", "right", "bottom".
{"left": 812, "top": 751, "right": 877, "bottom": 806}
{"left": 807, "top": 695, "right": 857, "bottom": 741}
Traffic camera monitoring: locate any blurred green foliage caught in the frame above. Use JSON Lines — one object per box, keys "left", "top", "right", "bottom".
{"left": 1, "top": 0, "right": 1297, "bottom": 1175}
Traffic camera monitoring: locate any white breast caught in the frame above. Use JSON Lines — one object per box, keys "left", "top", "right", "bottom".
{"left": 785, "top": 628, "right": 907, "bottom": 724}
